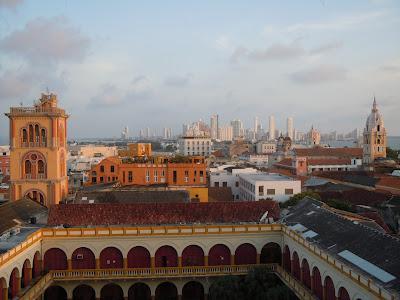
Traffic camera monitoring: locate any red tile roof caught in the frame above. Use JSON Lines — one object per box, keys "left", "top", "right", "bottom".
{"left": 47, "top": 201, "right": 280, "bottom": 226}
{"left": 376, "top": 176, "right": 400, "bottom": 190}
{"left": 294, "top": 147, "right": 362, "bottom": 158}
{"left": 358, "top": 211, "right": 392, "bottom": 233}
{"left": 308, "top": 158, "right": 352, "bottom": 166}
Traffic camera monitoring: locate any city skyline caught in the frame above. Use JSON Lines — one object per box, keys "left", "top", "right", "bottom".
{"left": 0, "top": 1, "right": 399, "bottom": 138}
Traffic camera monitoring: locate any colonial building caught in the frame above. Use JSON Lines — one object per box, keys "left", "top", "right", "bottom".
{"left": 363, "top": 98, "right": 387, "bottom": 165}
{"left": 307, "top": 126, "right": 321, "bottom": 146}
{"left": 5, "top": 93, "right": 69, "bottom": 206}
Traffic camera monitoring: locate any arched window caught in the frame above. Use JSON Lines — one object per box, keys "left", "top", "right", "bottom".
{"left": 35, "top": 124, "right": 40, "bottom": 143}
{"left": 38, "top": 160, "right": 45, "bottom": 175}
{"left": 29, "top": 125, "right": 34, "bottom": 143}
{"left": 41, "top": 128, "right": 47, "bottom": 146}
{"left": 25, "top": 160, "right": 32, "bottom": 175}
{"left": 22, "top": 129, "right": 28, "bottom": 143}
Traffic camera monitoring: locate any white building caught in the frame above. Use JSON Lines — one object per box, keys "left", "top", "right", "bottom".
{"left": 210, "top": 167, "right": 259, "bottom": 200}
{"left": 287, "top": 117, "right": 293, "bottom": 140}
{"left": 256, "top": 141, "right": 276, "bottom": 154}
{"left": 210, "top": 114, "right": 219, "bottom": 140}
{"left": 231, "top": 119, "right": 244, "bottom": 139}
{"left": 218, "top": 126, "right": 233, "bottom": 141}
{"left": 269, "top": 115, "right": 276, "bottom": 141}
{"left": 163, "top": 127, "right": 173, "bottom": 139}
{"left": 178, "top": 137, "right": 212, "bottom": 156}
{"left": 240, "top": 154, "right": 269, "bottom": 166}
{"left": 239, "top": 173, "right": 301, "bottom": 202}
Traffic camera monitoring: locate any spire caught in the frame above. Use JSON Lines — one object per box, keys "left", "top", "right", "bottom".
{"left": 372, "top": 96, "right": 377, "bottom": 112}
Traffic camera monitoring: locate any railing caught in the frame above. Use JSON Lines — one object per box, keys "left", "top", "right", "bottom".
{"left": 20, "top": 273, "right": 53, "bottom": 300}
{"left": 9, "top": 107, "right": 66, "bottom": 115}
{"left": 52, "top": 264, "right": 260, "bottom": 281}
{"left": 20, "top": 141, "right": 47, "bottom": 148}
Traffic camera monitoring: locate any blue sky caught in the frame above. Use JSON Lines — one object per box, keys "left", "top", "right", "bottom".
{"left": 0, "top": 0, "right": 399, "bottom": 138}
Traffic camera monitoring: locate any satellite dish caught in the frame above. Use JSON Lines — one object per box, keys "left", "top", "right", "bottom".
{"left": 260, "top": 211, "right": 269, "bottom": 223}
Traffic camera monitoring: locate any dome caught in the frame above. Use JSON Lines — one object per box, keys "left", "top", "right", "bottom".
{"left": 365, "top": 98, "right": 384, "bottom": 131}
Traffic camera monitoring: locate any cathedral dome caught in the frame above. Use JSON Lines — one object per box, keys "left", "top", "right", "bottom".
{"left": 365, "top": 98, "right": 384, "bottom": 131}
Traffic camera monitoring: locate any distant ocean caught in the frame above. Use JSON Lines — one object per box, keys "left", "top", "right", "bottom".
{"left": 327, "top": 136, "right": 400, "bottom": 150}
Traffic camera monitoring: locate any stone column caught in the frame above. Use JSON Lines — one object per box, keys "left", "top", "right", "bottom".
{"left": 2, "top": 287, "right": 8, "bottom": 300}
{"left": 67, "top": 259, "right": 72, "bottom": 270}
{"left": 204, "top": 256, "right": 209, "bottom": 266}
{"left": 95, "top": 258, "right": 100, "bottom": 269}
{"left": 178, "top": 257, "right": 182, "bottom": 268}
{"left": 310, "top": 274, "right": 314, "bottom": 291}
{"left": 256, "top": 253, "right": 261, "bottom": 264}
{"left": 151, "top": 257, "right": 155, "bottom": 269}
{"left": 230, "top": 255, "right": 235, "bottom": 265}
{"left": 123, "top": 258, "right": 128, "bottom": 269}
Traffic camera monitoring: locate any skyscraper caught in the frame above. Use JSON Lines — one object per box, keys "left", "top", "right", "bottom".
{"left": 287, "top": 117, "right": 293, "bottom": 140}
{"left": 210, "top": 114, "right": 219, "bottom": 140}
{"left": 269, "top": 115, "right": 275, "bottom": 141}
{"left": 230, "top": 119, "right": 244, "bottom": 139}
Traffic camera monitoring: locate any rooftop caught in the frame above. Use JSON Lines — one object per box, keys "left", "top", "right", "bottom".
{"left": 294, "top": 147, "right": 363, "bottom": 158}
{"left": 283, "top": 197, "right": 400, "bottom": 293}
{"left": 239, "top": 173, "right": 296, "bottom": 182}
{"left": 47, "top": 201, "right": 280, "bottom": 227}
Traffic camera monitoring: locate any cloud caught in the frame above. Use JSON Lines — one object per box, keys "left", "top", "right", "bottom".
{"left": 290, "top": 65, "right": 347, "bottom": 84}
{"left": 0, "top": 0, "right": 23, "bottom": 11}
{"left": 0, "top": 16, "right": 90, "bottom": 65}
{"left": 0, "top": 69, "right": 34, "bottom": 99}
{"left": 248, "top": 43, "right": 305, "bottom": 61}
{"left": 287, "top": 11, "right": 386, "bottom": 33}
{"left": 309, "top": 41, "right": 343, "bottom": 55}
{"left": 89, "top": 77, "right": 153, "bottom": 108}
{"left": 379, "top": 65, "right": 400, "bottom": 74}
{"left": 164, "top": 74, "right": 192, "bottom": 87}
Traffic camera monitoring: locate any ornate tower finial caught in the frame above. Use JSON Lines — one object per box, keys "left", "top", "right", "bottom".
{"left": 372, "top": 96, "right": 377, "bottom": 112}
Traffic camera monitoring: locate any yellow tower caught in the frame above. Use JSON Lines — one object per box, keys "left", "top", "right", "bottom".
{"left": 5, "top": 93, "right": 69, "bottom": 206}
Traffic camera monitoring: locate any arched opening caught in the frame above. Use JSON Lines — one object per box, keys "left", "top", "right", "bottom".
{"left": 38, "top": 160, "right": 45, "bottom": 177}
{"left": 260, "top": 242, "right": 282, "bottom": 264}
{"left": 8, "top": 268, "right": 20, "bottom": 300}
{"left": 234, "top": 243, "right": 257, "bottom": 265}
{"left": 72, "top": 247, "right": 96, "bottom": 269}
{"left": 21, "top": 259, "right": 32, "bottom": 288}
{"left": 41, "top": 128, "right": 47, "bottom": 146}
{"left": 29, "top": 125, "right": 34, "bottom": 143}
{"left": 182, "top": 281, "right": 204, "bottom": 300}
{"left": 127, "top": 246, "right": 151, "bottom": 268}
{"left": 25, "top": 160, "right": 31, "bottom": 176}
{"left": 301, "top": 259, "right": 311, "bottom": 289}
{"left": 155, "top": 246, "right": 178, "bottom": 267}
{"left": 208, "top": 244, "right": 231, "bottom": 266}
{"left": 44, "top": 286, "right": 67, "bottom": 300}
{"left": 155, "top": 282, "right": 178, "bottom": 300}
{"left": 338, "top": 287, "right": 350, "bottom": 300}
{"left": 292, "top": 251, "right": 300, "bottom": 280}
{"left": 73, "top": 284, "right": 96, "bottom": 300}
{"left": 324, "top": 276, "right": 335, "bottom": 300}
{"left": 100, "top": 283, "right": 124, "bottom": 300}
{"left": 182, "top": 245, "right": 204, "bottom": 266}
{"left": 0, "top": 277, "right": 7, "bottom": 300}
{"left": 32, "top": 251, "right": 41, "bottom": 278}
{"left": 283, "top": 245, "right": 291, "bottom": 272}
{"left": 22, "top": 129, "right": 27, "bottom": 144}
{"left": 34, "top": 124, "right": 40, "bottom": 143}
{"left": 312, "top": 267, "right": 323, "bottom": 299}
{"left": 128, "top": 283, "right": 151, "bottom": 300}
{"left": 100, "top": 247, "right": 123, "bottom": 269}
{"left": 44, "top": 248, "right": 68, "bottom": 271}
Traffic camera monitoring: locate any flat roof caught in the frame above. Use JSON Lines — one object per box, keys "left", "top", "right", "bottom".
{"left": 239, "top": 173, "right": 296, "bottom": 182}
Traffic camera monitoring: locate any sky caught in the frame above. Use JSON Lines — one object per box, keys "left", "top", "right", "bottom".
{"left": 0, "top": 0, "right": 399, "bottom": 138}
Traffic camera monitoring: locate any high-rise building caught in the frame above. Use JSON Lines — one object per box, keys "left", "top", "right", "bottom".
{"left": 5, "top": 93, "right": 69, "bottom": 206}
{"left": 286, "top": 117, "right": 293, "bottom": 140}
{"left": 254, "top": 116, "right": 259, "bottom": 134}
{"left": 121, "top": 126, "right": 129, "bottom": 140}
{"left": 363, "top": 98, "right": 386, "bottom": 164}
{"left": 230, "top": 119, "right": 244, "bottom": 139}
{"left": 210, "top": 114, "right": 219, "bottom": 140}
{"left": 269, "top": 115, "right": 276, "bottom": 141}
{"left": 163, "top": 127, "right": 173, "bottom": 139}
{"left": 218, "top": 126, "right": 233, "bottom": 141}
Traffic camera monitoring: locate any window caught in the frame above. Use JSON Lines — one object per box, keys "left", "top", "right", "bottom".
{"left": 100, "top": 176, "right": 104, "bottom": 182}
{"left": 222, "top": 182, "right": 227, "bottom": 187}
{"left": 145, "top": 169, "right": 150, "bottom": 182}
{"left": 214, "top": 182, "right": 219, "bottom": 187}
{"left": 235, "top": 181, "right": 239, "bottom": 187}
{"left": 92, "top": 177, "right": 97, "bottom": 183}
{"left": 112, "top": 176, "right": 115, "bottom": 181}
{"left": 122, "top": 171, "right": 125, "bottom": 182}
{"left": 285, "top": 188, "right": 294, "bottom": 195}
{"left": 92, "top": 171, "right": 97, "bottom": 176}
{"left": 154, "top": 170, "right": 158, "bottom": 182}
{"left": 267, "top": 189, "right": 275, "bottom": 195}
{"left": 161, "top": 169, "right": 165, "bottom": 177}
{"left": 173, "top": 170, "right": 177, "bottom": 183}
{"left": 259, "top": 186, "right": 264, "bottom": 196}
{"left": 128, "top": 171, "right": 133, "bottom": 182}
{"left": 100, "top": 165, "right": 105, "bottom": 172}
{"left": 110, "top": 165, "right": 115, "bottom": 173}
{"left": 38, "top": 160, "right": 45, "bottom": 174}
{"left": 184, "top": 170, "right": 189, "bottom": 183}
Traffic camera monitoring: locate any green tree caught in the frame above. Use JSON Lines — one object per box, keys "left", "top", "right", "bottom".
{"left": 325, "top": 199, "right": 353, "bottom": 212}
{"left": 209, "top": 275, "right": 245, "bottom": 300}
{"left": 387, "top": 147, "right": 400, "bottom": 161}
{"left": 280, "top": 191, "right": 321, "bottom": 208}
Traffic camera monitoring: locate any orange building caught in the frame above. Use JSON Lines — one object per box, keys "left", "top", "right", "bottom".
{"left": 89, "top": 156, "right": 207, "bottom": 187}
{"left": 5, "top": 93, "right": 69, "bottom": 206}
{"left": 118, "top": 143, "right": 152, "bottom": 157}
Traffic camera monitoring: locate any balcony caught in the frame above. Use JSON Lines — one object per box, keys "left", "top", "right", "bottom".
{"left": 20, "top": 141, "right": 47, "bottom": 148}
{"left": 9, "top": 106, "right": 66, "bottom": 116}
